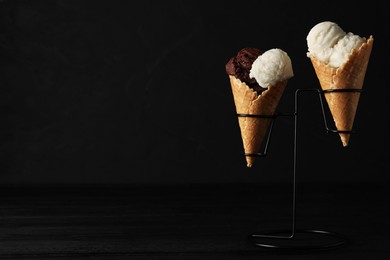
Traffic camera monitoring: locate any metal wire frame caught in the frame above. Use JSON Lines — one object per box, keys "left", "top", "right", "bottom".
{"left": 236, "top": 88, "right": 362, "bottom": 251}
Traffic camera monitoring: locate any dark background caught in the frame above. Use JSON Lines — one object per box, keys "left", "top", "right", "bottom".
{"left": 1, "top": 0, "right": 388, "bottom": 185}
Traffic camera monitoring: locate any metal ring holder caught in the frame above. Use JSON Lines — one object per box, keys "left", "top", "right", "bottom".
{"left": 237, "top": 88, "right": 362, "bottom": 252}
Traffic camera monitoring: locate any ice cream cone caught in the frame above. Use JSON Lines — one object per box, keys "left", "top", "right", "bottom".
{"left": 309, "top": 36, "right": 373, "bottom": 146}
{"left": 229, "top": 75, "right": 288, "bottom": 167}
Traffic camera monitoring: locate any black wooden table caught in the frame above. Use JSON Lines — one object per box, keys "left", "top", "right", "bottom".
{"left": 0, "top": 182, "right": 389, "bottom": 259}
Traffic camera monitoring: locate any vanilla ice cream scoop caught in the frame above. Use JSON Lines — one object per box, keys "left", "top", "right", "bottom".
{"left": 328, "top": 32, "right": 366, "bottom": 67}
{"left": 307, "top": 21, "right": 366, "bottom": 67}
{"left": 307, "top": 21, "right": 346, "bottom": 62}
{"left": 249, "top": 48, "right": 294, "bottom": 88}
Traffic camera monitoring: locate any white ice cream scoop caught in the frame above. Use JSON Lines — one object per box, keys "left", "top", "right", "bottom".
{"left": 249, "top": 48, "right": 294, "bottom": 89}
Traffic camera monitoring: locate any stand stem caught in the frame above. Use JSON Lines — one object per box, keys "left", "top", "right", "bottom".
{"left": 249, "top": 88, "right": 353, "bottom": 251}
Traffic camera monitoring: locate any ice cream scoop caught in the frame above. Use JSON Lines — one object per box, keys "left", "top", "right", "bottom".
{"left": 306, "top": 21, "right": 346, "bottom": 63}
{"left": 249, "top": 48, "right": 294, "bottom": 88}
{"left": 328, "top": 33, "right": 366, "bottom": 67}
{"left": 225, "top": 48, "right": 263, "bottom": 92}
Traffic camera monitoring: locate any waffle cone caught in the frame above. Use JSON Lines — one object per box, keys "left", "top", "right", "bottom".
{"left": 229, "top": 75, "right": 287, "bottom": 167}
{"left": 309, "top": 36, "right": 374, "bottom": 146}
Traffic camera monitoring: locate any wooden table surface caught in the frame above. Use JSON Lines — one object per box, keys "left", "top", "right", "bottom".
{"left": 0, "top": 182, "right": 389, "bottom": 259}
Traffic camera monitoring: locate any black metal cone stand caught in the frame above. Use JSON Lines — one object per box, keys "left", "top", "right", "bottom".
{"left": 237, "top": 88, "right": 362, "bottom": 252}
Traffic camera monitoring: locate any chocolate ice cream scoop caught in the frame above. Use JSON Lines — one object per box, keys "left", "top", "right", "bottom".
{"left": 225, "top": 47, "right": 263, "bottom": 92}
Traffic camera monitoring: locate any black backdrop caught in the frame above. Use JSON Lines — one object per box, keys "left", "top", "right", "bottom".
{"left": 1, "top": 0, "right": 389, "bottom": 185}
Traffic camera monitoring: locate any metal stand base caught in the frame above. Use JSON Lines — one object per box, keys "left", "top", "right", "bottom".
{"left": 249, "top": 229, "right": 348, "bottom": 252}
{"left": 237, "top": 88, "right": 361, "bottom": 252}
